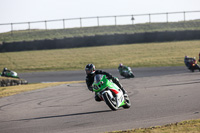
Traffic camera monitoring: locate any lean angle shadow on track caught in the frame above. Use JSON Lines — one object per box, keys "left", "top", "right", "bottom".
{"left": 1, "top": 110, "right": 113, "bottom": 123}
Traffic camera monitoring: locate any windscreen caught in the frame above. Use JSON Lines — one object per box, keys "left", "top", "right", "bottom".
{"left": 94, "top": 74, "right": 103, "bottom": 84}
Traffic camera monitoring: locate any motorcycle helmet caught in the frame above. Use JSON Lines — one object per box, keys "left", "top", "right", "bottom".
{"left": 119, "top": 63, "right": 123, "bottom": 68}
{"left": 85, "top": 64, "right": 95, "bottom": 75}
{"left": 3, "top": 68, "right": 8, "bottom": 71}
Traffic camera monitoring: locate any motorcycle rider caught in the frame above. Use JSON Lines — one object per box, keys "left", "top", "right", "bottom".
{"left": 118, "top": 63, "right": 130, "bottom": 76}
{"left": 184, "top": 56, "right": 194, "bottom": 68}
{"left": 1, "top": 68, "right": 11, "bottom": 76}
{"left": 85, "top": 64, "right": 127, "bottom": 102}
{"left": 184, "top": 56, "right": 200, "bottom": 71}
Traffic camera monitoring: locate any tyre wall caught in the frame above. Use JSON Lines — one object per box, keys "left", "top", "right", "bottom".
{"left": 0, "top": 78, "right": 28, "bottom": 87}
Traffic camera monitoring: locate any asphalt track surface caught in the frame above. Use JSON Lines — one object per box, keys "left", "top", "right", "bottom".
{"left": 18, "top": 66, "right": 194, "bottom": 83}
{"left": 0, "top": 66, "right": 200, "bottom": 133}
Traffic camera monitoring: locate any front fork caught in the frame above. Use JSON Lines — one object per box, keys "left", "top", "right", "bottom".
{"left": 102, "top": 89, "right": 124, "bottom": 108}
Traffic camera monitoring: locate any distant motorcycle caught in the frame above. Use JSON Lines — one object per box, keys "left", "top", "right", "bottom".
{"left": 119, "top": 67, "right": 135, "bottom": 78}
{"left": 184, "top": 58, "right": 200, "bottom": 72}
{"left": 0, "top": 71, "right": 19, "bottom": 78}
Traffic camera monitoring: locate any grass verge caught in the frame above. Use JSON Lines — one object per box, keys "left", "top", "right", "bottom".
{"left": 0, "top": 40, "right": 200, "bottom": 73}
{"left": 0, "top": 80, "right": 84, "bottom": 98}
{"left": 106, "top": 119, "right": 200, "bottom": 133}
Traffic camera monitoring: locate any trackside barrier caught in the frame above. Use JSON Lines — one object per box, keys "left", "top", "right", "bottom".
{"left": 0, "top": 30, "right": 200, "bottom": 52}
{"left": 0, "top": 10, "right": 200, "bottom": 34}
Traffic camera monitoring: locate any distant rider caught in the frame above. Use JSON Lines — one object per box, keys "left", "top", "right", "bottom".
{"left": 184, "top": 56, "right": 200, "bottom": 71}
{"left": 1, "top": 68, "right": 11, "bottom": 76}
{"left": 118, "top": 63, "right": 129, "bottom": 76}
{"left": 184, "top": 56, "right": 194, "bottom": 68}
{"left": 85, "top": 64, "right": 127, "bottom": 102}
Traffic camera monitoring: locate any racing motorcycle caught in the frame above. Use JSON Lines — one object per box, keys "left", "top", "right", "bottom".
{"left": 185, "top": 58, "right": 200, "bottom": 72}
{"left": 0, "top": 71, "right": 19, "bottom": 78}
{"left": 92, "top": 74, "right": 131, "bottom": 111}
{"left": 119, "top": 67, "right": 135, "bottom": 78}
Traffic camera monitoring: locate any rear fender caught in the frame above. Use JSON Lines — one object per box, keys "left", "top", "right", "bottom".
{"left": 116, "top": 91, "right": 125, "bottom": 107}
{"left": 110, "top": 83, "right": 125, "bottom": 107}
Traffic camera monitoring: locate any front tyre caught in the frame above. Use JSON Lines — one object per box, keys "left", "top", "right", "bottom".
{"left": 103, "top": 92, "right": 118, "bottom": 111}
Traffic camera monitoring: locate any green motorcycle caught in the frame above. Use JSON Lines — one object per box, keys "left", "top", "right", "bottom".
{"left": 0, "top": 71, "right": 19, "bottom": 78}
{"left": 92, "top": 74, "right": 131, "bottom": 111}
{"left": 119, "top": 67, "right": 135, "bottom": 78}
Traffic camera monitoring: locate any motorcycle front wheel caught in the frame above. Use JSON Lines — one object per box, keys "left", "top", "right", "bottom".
{"left": 103, "top": 92, "right": 118, "bottom": 111}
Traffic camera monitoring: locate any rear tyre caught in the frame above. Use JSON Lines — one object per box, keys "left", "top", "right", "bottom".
{"left": 190, "top": 68, "right": 194, "bottom": 72}
{"left": 130, "top": 73, "right": 135, "bottom": 78}
{"left": 123, "top": 95, "right": 131, "bottom": 109}
{"left": 103, "top": 92, "right": 118, "bottom": 111}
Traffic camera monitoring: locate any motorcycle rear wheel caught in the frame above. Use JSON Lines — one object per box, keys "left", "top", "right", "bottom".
{"left": 130, "top": 73, "right": 135, "bottom": 78}
{"left": 123, "top": 95, "right": 131, "bottom": 109}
